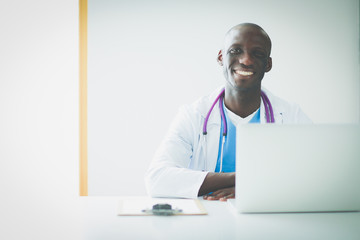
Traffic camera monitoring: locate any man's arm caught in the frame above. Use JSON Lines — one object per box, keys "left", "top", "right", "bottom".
{"left": 198, "top": 172, "right": 235, "bottom": 201}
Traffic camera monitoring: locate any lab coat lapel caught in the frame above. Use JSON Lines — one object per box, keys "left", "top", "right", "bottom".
{"left": 261, "top": 88, "right": 285, "bottom": 123}
{"left": 196, "top": 87, "right": 223, "bottom": 171}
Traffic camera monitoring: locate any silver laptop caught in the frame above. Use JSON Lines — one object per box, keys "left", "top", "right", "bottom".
{"left": 233, "top": 124, "right": 360, "bottom": 213}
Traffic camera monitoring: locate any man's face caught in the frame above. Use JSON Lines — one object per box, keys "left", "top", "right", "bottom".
{"left": 218, "top": 26, "right": 272, "bottom": 91}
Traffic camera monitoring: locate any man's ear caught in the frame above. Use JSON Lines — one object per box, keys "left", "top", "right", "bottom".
{"left": 217, "top": 50, "right": 223, "bottom": 66}
{"left": 265, "top": 57, "right": 272, "bottom": 72}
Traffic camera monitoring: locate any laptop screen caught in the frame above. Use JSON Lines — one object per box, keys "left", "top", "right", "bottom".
{"left": 235, "top": 124, "right": 360, "bottom": 213}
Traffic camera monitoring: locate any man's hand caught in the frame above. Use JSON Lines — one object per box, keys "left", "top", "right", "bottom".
{"left": 198, "top": 172, "right": 235, "bottom": 199}
{"left": 203, "top": 187, "right": 235, "bottom": 202}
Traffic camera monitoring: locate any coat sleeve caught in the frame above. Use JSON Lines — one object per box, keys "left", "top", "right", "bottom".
{"left": 144, "top": 105, "right": 208, "bottom": 198}
{"left": 294, "top": 105, "right": 313, "bottom": 123}
{"left": 267, "top": 89, "right": 313, "bottom": 124}
{"left": 283, "top": 101, "right": 313, "bottom": 124}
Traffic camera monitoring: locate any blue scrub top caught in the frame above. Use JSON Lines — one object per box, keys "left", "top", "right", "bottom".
{"left": 214, "top": 103, "right": 260, "bottom": 172}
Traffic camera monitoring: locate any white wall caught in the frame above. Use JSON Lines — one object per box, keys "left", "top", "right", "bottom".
{"left": 0, "top": 1, "right": 80, "bottom": 239}
{"left": 88, "top": 0, "right": 360, "bottom": 195}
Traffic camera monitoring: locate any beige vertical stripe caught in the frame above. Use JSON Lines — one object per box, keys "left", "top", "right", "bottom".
{"left": 79, "top": 0, "right": 88, "bottom": 196}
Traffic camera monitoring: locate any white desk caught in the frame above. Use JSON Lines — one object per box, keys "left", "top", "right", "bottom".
{"left": 80, "top": 196, "right": 360, "bottom": 240}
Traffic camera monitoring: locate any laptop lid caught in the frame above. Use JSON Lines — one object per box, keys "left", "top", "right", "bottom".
{"left": 235, "top": 124, "right": 360, "bottom": 213}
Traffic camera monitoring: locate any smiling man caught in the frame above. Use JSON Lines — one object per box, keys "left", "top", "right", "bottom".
{"left": 145, "top": 23, "right": 311, "bottom": 201}
{"left": 219, "top": 23, "right": 272, "bottom": 120}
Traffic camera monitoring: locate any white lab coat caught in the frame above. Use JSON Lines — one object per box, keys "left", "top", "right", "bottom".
{"left": 145, "top": 87, "right": 312, "bottom": 199}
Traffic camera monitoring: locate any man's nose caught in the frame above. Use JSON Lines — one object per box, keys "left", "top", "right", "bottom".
{"left": 239, "top": 52, "right": 253, "bottom": 66}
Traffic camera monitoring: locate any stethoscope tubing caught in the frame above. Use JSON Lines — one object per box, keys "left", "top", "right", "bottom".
{"left": 203, "top": 88, "right": 274, "bottom": 136}
{"left": 260, "top": 90, "right": 275, "bottom": 123}
{"left": 202, "top": 88, "right": 274, "bottom": 172}
{"left": 203, "top": 89, "right": 225, "bottom": 135}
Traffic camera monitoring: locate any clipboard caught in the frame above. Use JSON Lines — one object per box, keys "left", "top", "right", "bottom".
{"left": 117, "top": 197, "right": 207, "bottom": 216}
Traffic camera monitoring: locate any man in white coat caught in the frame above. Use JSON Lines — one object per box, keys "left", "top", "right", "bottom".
{"left": 145, "top": 23, "right": 311, "bottom": 201}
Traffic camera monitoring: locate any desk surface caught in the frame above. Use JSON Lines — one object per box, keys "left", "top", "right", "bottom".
{"left": 81, "top": 196, "right": 360, "bottom": 240}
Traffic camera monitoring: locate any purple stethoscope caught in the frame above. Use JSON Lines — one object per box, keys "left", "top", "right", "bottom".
{"left": 202, "top": 88, "right": 274, "bottom": 172}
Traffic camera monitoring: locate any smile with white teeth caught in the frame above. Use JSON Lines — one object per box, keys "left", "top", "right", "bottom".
{"left": 235, "top": 70, "right": 254, "bottom": 76}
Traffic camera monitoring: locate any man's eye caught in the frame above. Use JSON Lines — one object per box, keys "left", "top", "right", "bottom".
{"left": 254, "top": 51, "right": 266, "bottom": 58}
{"left": 229, "top": 49, "right": 241, "bottom": 54}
